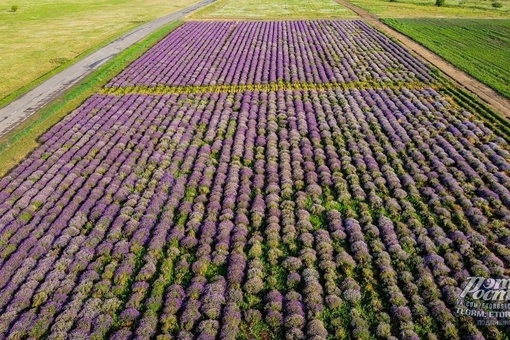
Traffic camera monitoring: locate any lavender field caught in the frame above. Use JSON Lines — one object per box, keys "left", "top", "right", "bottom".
{"left": 106, "top": 21, "right": 433, "bottom": 87}
{"left": 0, "top": 20, "right": 510, "bottom": 339}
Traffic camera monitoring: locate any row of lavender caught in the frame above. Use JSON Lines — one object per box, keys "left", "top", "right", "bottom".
{"left": 107, "top": 20, "right": 434, "bottom": 88}
{"left": 0, "top": 86, "right": 509, "bottom": 338}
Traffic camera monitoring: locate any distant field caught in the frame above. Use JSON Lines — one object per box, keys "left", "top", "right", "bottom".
{"left": 189, "top": 0, "right": 357, "bottom": 19}
{"left": 0, "top": 0, "right": 197, "bottom": 102}
{"left": 351, "top": 0, "right": 510, "bottom": 17}
{"left": 384, "top": 18, "right": 510, "bottom": 99}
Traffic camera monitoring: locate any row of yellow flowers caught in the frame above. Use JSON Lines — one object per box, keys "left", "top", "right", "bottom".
{"left": 100, "top": 80, "right": 445, "bottom": 96}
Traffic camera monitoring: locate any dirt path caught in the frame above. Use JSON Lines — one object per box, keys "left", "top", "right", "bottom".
{"left": 335, "top": 0, "right": 510, "bottom": 119}
{"left": 0, "top": 0, "right": 215, "bottom": 139}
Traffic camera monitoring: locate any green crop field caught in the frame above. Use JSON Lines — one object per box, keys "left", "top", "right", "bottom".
{"left": 384, "top": 18, "right": 510, "bottom": 99}
{"left": 351, "top": 0, "right": 510, "bottom": 18}
{"left": 0, "top": 0, "right": 198, "bottom": 103}
{"left": 189, "top": 0, "right": 357, "bottom": 19}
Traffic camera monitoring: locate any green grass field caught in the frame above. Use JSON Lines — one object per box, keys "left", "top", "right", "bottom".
{"left": 0, "top": 0, "right": 197, "bottom": 103}
{"left": 189, "top": 0, "right": 357, "bottom": 19}
{"left": 351, "top": 0, "right": 510, "bottom": 17}
{"left": 384, "top": 18, "right": 510, "bottom": 99}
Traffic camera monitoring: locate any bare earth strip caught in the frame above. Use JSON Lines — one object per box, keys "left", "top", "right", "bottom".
{"left": 0, "top": 0, "right": 215, "bottom": 139}
{"left": 336, "top": 0, "right": 510, "bottom": 119}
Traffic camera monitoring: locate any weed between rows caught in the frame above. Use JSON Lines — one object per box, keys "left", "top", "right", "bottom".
{"left": 100, "top": 79, "right": 443, "bottom": 96}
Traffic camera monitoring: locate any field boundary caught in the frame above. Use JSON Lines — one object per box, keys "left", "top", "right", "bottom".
{"left": 335, "top": 0, "right": 510, "bottom": 119}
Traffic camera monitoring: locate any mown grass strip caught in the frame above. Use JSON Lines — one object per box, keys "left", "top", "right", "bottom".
{"left": 0, "top": 20, "right": 183, "bottom": 177}
{"left": 100, "top": 80, "right": 443, "bottom": 96}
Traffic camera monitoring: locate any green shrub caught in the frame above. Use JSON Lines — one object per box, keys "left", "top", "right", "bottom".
{"left": 492, "top": 1, "right": 503, "bottom": 8}
{"left": 10, "top": 5, "right": 18, "bottom": 12}
{"left": 435, "top": 0, "right": 445, "bottom": 6}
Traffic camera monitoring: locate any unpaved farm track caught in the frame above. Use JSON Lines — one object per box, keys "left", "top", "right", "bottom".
{"left": 0, "top": 0, "right": 215, "bottom": 139}
{"left": 336, "top": 0, "right": 510, "bottom": 119}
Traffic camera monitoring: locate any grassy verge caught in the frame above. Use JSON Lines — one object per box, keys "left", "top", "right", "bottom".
{"left": 383, "top": 18, "right": 510, "bottom": 100}
{"left": 190, "top": 0, "right": 357, "bottom": 19}
{"left": 349, "top": 0, "right": 510, "bottom": 18}
{"left": 0, "top": 20, "right": 183, "bottom": 177}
